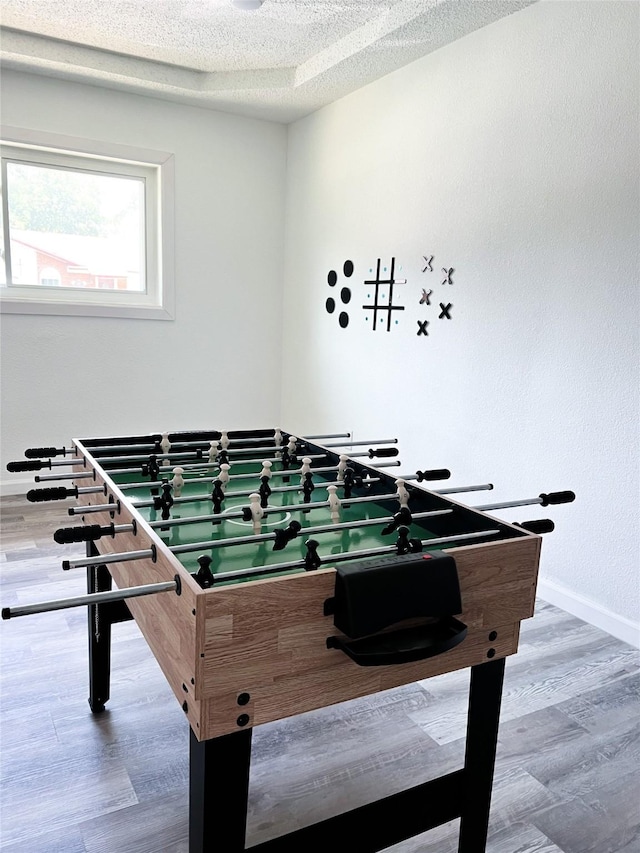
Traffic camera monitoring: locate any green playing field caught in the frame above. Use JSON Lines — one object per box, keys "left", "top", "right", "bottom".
{"left": 111, "top": 457, "right": 441, "bottom": 583}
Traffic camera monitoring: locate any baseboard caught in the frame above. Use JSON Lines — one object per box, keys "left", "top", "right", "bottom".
{"left": 0, "top": 477, "right": 33, "bottom": 497}
{"left": 538, "top": 577, "right": 640, "bottom": 649}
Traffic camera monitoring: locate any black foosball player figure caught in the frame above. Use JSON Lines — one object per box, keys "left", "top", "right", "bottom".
{"left": 143, "top": 454, "right": 161, "bottom": 496}
{"left": 303, "top": 539, "right": 321, "bottom": 571}
{"left": 342, "top": 465, "right": 356, "bottom": 503}
{"left": 211, "top": 479, "right": 225, "bottom": 521}
{"left": 216, "top": 448, "right": 229, "bottom": 466}
{"left": 153, "top": 480, "right": 174, "bottom": 532}
{"left": 259, "top": 475, "right": 272, "bottom": 510}
{"left": 381, "top": 507, "right": 413, "bottom": 536}
{"left": 281, "top": 446, "right": 292, "bottom": 482}
{"left": 195, "top": 555, "right": 215, "bottom": 589}
{"left": 301, "top": 472, "right": 315, "bottom": 513}
{"left": 395, "top": 525, "right": 423, "bottom": 555}
{"left": 272, "top": 520, "right": 302, "bottom": 551}
{"left": 342, "top": 465, "right": 354, "bottom": 495}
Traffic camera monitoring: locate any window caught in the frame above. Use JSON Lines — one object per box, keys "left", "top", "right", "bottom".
{"left": 0, "top": 127, "right": 174, "bottom": 320}
{"left": 39, "top": 267, "right": 62, "bottom": 287}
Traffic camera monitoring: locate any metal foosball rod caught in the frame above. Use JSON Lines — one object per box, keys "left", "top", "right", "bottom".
{"left": 58, "top": 487, "right": 575, "bottom": 571}
{"left": 103, "top": 452, "right": 327, "bottom": 478}
{"left": 1, "top": 578, "right": 181, "bottom": 620}
{"left": 73, "top": 431, "right": 353, "bottom": 458}
{"left": 81, "top": 449, "right": 207, "bottom": 467}
{"left": 145, "top": 488, "right": 420, "bottom": 531}
{"left": 314, "top": 438, "right": 397, "bottom": 449}
{"left": 473, "top": 491, "right": 575, "bottom": 512}
{"left": 64, "top": 488, "right": 413, "bottom": 549}
{"left": 55, "top": 508, "right": 454, "bottom": 557}
{"left": 178, "top": 491, "right": 575, "bottom": 584}
{"left": 34, "top": 470, "right": 98, "bottom": 483}
{"left": 173, "top": 508, "right": 455, "bottom": 550}
{"left": 207, "top": 528, "right": 505, "bottom": 585}
{"left": 4, "top": 432, "right": 322, "bottom": 475}
{"left": 59, "top": 480, "right": 460, "bottom": 568}
{"left": 225, "top": 458, "right": 399, "bottom": 484}
{"left": 59, "top": 524, "right": 502, "bottom": 574}
{"left": 92, "top": 441, "right": 327, "bottom": 469}
{"left": 11, "top": 431, "right": 354, "bottom": 464}
{"left": 23, "top": 478, "right": 494, "bottom": 507}
{"left": 302, "top": 432, "right": 351, "bottom": 440}
{"left": 69, "top": 473, "right": 482, "bottom": 532}
{"left": 436, "top": 483, "right": 493, "bottom": 495}
{"left": 129, "top": 469, "right": 462, "bottom": 510}
{"left": 5, "top": 508, "right": 561, "bottom": 616}
{"left": 131, "top": 478, "right": 341, "bottom": 508}
{"left": 51, "top": 435, "right": 279, "bottom": 456}
{"left": 118, "top": 459, "right": 402, "bottom": 493}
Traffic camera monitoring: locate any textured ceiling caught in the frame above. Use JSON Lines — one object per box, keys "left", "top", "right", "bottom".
{"left": 0, "top": 0, "right": 537, "bottom": 123}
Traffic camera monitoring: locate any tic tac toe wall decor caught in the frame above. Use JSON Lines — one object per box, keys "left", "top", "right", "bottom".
{"left": 325, "top": 253, "right": 456, "bottom": 338}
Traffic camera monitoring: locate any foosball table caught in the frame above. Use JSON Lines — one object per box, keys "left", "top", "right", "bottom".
{"left": 3, "top": 428, "right": 574, "bottom": 852}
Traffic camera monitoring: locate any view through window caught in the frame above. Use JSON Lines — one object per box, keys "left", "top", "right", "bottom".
{"left": 2, "top": 161, "right": 145, "bottom": 293}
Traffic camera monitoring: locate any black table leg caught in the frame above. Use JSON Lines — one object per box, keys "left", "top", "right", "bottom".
{"left": 87, "top": 558, "right": 113, "bottom": 713}
{"left": 458, "top": 657, "right": 506, "bottom": 852}
{"left": 190, "top": 727, "right": 253, "bottom": 853}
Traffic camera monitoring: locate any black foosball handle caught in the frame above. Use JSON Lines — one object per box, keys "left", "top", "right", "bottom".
{"left": 539, "top": 491, "right": 575, "bottom": 506}
{"left": 416, "top": 469, "right": 451, "bottom": 482}
{"left": 54, "top": 525, "right": 115, "bottom": 544}
{"left": 327, "top": 616, "right": 467, "bottom": 667}
{"left": 24, "top": 446, "right": 67, "bottom": 459}
{"left": 7, "top": 459, "right": 50, "bottom": 472}
{"left": 27, "top": 487, "right": 78, "bottom": 502}
{"left": 516, "top": 519, "right": 555, "bottom": 534}
{"left": 368, "top": 447, "right": 399, "bottom": 458}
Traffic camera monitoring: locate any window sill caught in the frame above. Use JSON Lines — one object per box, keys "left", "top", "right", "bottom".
{"left": 0, "top": 294, "right": 175, "bottom": 321}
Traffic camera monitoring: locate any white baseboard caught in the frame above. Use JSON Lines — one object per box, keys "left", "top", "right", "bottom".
{"left": 538, "top": 577, "right": 640, "bottom": 649}
{"left": 0, "top": 477, "right": 33, "bottom": 497}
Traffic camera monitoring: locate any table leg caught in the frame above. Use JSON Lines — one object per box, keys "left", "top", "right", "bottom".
{"left": 458, "top": 657, "right": 506, "bottom": 852}
{"left": 189, "top": 727, "right": 253, "bottom": 853}
{"left": 87, "top": 558, "right": 113, "bottom": 713}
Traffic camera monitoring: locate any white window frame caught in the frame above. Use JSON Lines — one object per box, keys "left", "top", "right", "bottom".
{"left": 0, "top": 126, "right": 175, "bottom": 320}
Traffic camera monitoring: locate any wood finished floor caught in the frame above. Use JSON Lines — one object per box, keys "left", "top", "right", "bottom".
{"left": 0, "top": 496, "right": 638, "bottom": 853}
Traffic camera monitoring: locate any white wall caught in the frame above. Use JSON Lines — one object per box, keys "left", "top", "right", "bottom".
{"left": 0, "top": 71, "right": 287, "bottom": 489}
{"left": 281, "top": 1, "right": 639, "bottom": 642}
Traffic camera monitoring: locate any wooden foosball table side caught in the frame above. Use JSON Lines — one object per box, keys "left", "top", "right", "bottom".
{"left": 72, "top": 441, "right": 209, "bottom": 737}
{"left": 195, "top": 534, "right": 541, "bottom": 740}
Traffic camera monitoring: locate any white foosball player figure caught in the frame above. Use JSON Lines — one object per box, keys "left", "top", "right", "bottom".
{"left": 170, "top": 466, "right": 185, "bottom": 498}
{"left": 160, "top": 431, "right": 171, "bottom": 466}
{"left": 248, "top": 493, "right": 264, "bottom": 534}
{"left": 220, "top": 431, "right": 230, "bottom": 451}
{"left": 395, "top": 478, "right": 410, "bottom": 509}
{"left": 337, "top": 454, "right": 349, "bottom": 481}
{"left": 274, "top": 428, "right": 283, "bottom": 456}
{"left": 260, "top": 460, "right": 273, "bottom": 480}
{"left": 218, "top": 463, "right": 231, "bottom": 491}
{"left": 299, "top": 457, "right": 312, "bottom": 485}
{"left": 208, "top": 441, "right": 218, "bottom": 464}
{"left": 327, "top": 483, "right": 341, "bottom": 524}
